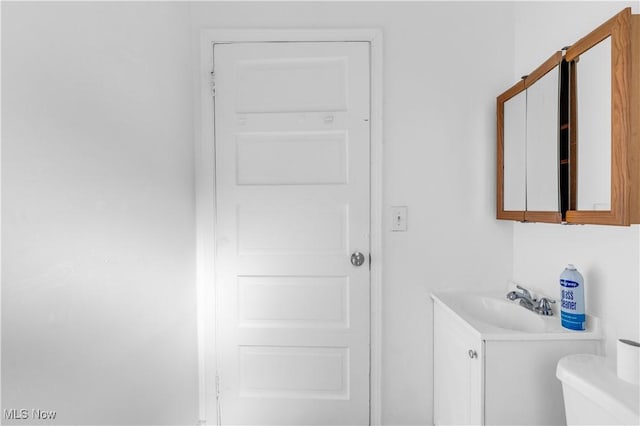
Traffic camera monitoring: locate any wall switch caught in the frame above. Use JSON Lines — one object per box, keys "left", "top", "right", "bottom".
{"left": 390, "top": 206, "right": 408, "bottom": 231}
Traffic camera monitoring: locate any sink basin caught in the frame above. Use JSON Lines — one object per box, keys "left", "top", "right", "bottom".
{"left": 455, "top": 293, "right": 547, "bottom": 332}
{"left": 431, "top": 290, "right": 600, "bottom": 340}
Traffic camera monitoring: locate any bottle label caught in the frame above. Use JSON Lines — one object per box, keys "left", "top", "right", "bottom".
{"left": 560, "top": 280, "right": 579, "bottom": 288}
{"left": 561, "top": 312, "right": 586, "bottom": 330}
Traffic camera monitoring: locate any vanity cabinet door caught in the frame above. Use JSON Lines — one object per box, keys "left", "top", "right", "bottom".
{"left": 565, "top": 8, "right": 639, "bottom": 225}
{"left": 484, "top": 340, "right": 602, "bottom": 425}
{"left": 433, "top": 303, "right": 483, "bottom": 426}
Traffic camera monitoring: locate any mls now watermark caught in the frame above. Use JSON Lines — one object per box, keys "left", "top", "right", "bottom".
{"left": 4, "top": 409, "right": 57, "bottom": 420}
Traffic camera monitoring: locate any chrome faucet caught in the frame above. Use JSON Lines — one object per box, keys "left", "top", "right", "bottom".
{"left": 506, "top": 285, "right": 555, "bottom": 316}
{"left": 506, "top": 285, "right": 535, "bottom": 310}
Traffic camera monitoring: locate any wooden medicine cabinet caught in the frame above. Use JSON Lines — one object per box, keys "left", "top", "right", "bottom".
{"left": 497, "top": 7, "right": 639, "bottom": 226}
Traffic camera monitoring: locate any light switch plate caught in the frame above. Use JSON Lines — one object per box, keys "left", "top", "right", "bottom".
{"left": 390, "top": 206, "right": 408, "bottom": 231}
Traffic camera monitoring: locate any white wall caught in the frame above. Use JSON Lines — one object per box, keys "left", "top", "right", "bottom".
{"left": 1, "top": 2, "right": 198, "bottom": 425}
{"left": 7, "top": 2, "right": 606, "bottom": 425}
{"left": 512, "top": 1, "right": 640, "bottom": 366}
{"left": 190, "top": 2, "right": 515, "bottom": 425}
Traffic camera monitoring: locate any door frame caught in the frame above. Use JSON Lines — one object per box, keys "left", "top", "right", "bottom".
{"left": 196, "top": 29, "right": 383, "bottom": 426}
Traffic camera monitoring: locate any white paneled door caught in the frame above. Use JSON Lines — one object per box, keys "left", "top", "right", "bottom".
{"left": 213, "top": 42, "right": 371, "bottom": 425}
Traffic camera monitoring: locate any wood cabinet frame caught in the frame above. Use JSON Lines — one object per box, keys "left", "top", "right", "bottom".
{"left": 564, "top": 7, "right": 639, "bottom": 225}
{"left": 497, "top": 52, "right": 563, "bottom": 223}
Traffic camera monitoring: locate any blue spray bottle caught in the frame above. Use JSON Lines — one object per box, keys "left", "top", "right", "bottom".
{"left": 560, "top": 264, "right": 585, "bottom": 330}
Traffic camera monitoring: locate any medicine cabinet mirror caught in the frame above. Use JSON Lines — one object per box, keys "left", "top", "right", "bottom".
{"left": 497, "top": 52, "right": 563, "bottom": 223}
{"left": 564, "top": 7, "right": 639, "bottom": 225}
{"left": 572, "top": 38, "right": 612, "bottom": 213}
{"left": 497, "top": 7, "right": 639, "bottom": 226}
{"left": 498, "top": 81, "right": 526, "bottom": 220}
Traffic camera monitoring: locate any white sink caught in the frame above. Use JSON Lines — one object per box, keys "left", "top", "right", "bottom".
{"left": 431, "top": 290, "right": 600, "bottom": 340}
{"left": 455, "top": 292, "right": 547, "bottom": 332}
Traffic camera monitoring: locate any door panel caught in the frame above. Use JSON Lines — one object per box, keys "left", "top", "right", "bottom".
{"left": 235, "top": 131, "right": 348, "bottom": 185}
{"left": 214, "top": 41, "right": 370, "bottom": 425}
{"left": 237, "top": 275, "right": 349, "bottom": 328}
{"left": 238, "top": 346, "right": 349, "bottom": 399}
{"left": 234, "top": 56, "right": 348, "bottom": 113}
{"left": 236, "top": 200, "right": 348, "bottom": 254}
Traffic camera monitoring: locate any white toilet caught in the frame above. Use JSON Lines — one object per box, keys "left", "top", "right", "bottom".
{"left": 556, "top": 354, "right": 640, "bottom": 425}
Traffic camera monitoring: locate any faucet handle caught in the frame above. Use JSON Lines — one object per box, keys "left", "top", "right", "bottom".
{"left": 515, "top": 284, "right": 532, "bottom": 299}
{"left": 535, "top": 297, "right": 556, "bottom": 316}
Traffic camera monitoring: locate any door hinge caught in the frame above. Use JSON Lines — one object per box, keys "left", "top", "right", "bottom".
{"left": 369, "top": 253, "right": 372, "bottom": 270}
{"left": 210, "top": 72, "right": 216, "bottom": 97}
{"left": 215, "top": 374, "right": 221, "bottom": 399}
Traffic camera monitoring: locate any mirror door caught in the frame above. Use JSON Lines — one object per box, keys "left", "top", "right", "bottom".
{"left": 497, "top": 81, "right": 526, "bottom": 221}
{"left": 565, "top": 8, "right": 633, "bottom": 225}
{"left": 497, "top": 52, "right": 563, "bottom": 223}
{"left": 524, "top": 52, "right": 563, "bottom": 223}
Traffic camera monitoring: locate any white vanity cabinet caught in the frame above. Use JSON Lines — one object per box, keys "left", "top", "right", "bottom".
{"left": 432, "top": 294, "right": 602, "bottom": 426}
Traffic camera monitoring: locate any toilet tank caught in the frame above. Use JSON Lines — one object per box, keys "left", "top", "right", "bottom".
{"left": 556, "top": 354, "right": 640, "bottom": 425}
